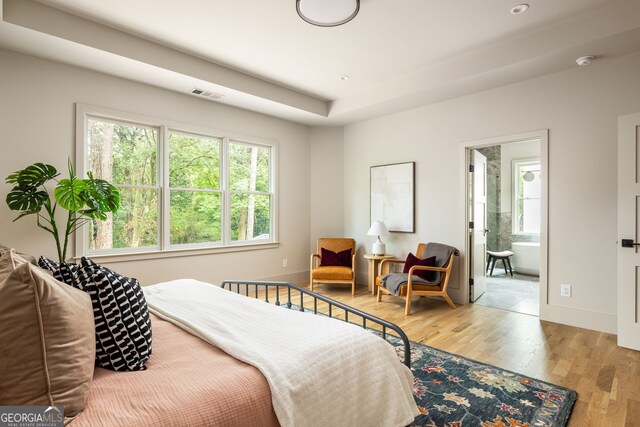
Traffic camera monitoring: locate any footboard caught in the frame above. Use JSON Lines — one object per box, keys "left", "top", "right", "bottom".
{"left": 220, "top": 280, "right": 412, "bottom": 368}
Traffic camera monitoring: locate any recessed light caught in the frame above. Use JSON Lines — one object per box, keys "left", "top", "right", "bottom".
{"left": 576, "top": 55, "right": 595, "bottom": 66}
{"left": 510, "top": 4, "right": 529, "bottom": 14}
{"left": 339, "top": 75, "right": 350, "bottom": 81}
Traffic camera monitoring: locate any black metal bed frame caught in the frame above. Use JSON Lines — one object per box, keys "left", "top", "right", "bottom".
{"left": 220, "top": 280, "right": 412, "bottom": 368}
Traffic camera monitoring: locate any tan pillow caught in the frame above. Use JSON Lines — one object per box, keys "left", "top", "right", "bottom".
{"left": 0, "top": 262, "right": 95, "bottom": 420}
{"left": 0, "top": 249, "right": 32, "bottom": 280}
{"left": 0, "top": 244, "right": 37, "bottom": 264}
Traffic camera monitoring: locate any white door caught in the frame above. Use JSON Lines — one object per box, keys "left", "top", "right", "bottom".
{"left": 470, "top": 149, "right": 487, "bottom": 302}
{"left": 618, "top": 112, "right": 640, "bottom": 351}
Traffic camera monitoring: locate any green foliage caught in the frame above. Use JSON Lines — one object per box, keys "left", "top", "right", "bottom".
{"left": 5, "top": 160, "right": 120, "bottom": 262}
{"left": 170, "top": 190, "right": 221, "bottom": 245}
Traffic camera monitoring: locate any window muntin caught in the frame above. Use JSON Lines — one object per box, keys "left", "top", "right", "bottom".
{"left": 80, "top": 110, "right": 275, "bottom": 256}
{"left": 513, "top": 160, "right": 540, "bottom": 235}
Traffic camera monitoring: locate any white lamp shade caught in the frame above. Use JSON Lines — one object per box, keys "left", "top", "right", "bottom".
{"left": 367, "top": 221, "right": 389, "bottom": 237}
{"left": 296, "top": 0, "right": 359, "bottom": 27}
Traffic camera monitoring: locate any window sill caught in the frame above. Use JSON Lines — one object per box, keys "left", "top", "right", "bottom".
{"left": 74, "top": 241, "right": 280, "bottom": 264}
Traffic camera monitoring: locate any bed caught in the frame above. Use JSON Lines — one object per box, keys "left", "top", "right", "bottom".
{"left": 70, "top": 280, "right": 418, "bottom": 427}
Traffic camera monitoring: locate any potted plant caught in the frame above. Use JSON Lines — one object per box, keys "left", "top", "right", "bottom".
{"left": 5, "top": 160, "right": 120, "bottom": 263}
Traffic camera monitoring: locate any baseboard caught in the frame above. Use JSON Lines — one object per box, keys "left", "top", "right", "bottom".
{"left": 540, "top": 304, "right": 617, "bottom": 334}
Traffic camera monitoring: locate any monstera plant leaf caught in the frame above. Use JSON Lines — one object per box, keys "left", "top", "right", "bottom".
{"left": 84, "top": 175, "right": 120, "bottom": 213}
{"left": 6, "top": 163, "right": 58, "bottom": 187}
{"left": 6, "top": 185, "right": 48, "bottom": 212}
{"left": 54, "top": 177, "right": 88, "bottom": 211}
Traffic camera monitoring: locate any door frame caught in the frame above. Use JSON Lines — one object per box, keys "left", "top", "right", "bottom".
{"left": 462, "top": 130, "right": 549, "bottom": 308}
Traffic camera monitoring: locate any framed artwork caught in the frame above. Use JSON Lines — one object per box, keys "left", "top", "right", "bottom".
{"left": 370, "top": 162, "right": 415, "bottom": 233}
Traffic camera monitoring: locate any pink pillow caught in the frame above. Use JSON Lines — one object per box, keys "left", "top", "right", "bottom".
{"left": 403, "top": 253, "right": 436, "bottom": 281}
{"left": 320, "top": 248, "right": 353, "bottom": 268}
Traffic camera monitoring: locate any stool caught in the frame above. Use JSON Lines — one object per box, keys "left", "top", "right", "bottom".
{"left": 486, "top": 250, "right": 514, "bottom": 276}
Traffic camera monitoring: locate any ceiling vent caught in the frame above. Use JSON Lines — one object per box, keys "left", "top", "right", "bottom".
{"left": 191, "top": 88, "right": 224, "bottom": 100}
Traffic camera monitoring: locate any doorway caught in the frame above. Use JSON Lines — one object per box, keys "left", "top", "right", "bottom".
{"left": 465, "top": 132, "right": 548, "bottom": 316}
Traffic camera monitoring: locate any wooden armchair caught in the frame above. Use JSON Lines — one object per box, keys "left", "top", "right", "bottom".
{"left": 375, "top": 242, "right": 457, "bottom": 315}
{"left": 310, "top": 238, "right": 357, "bottom": 295}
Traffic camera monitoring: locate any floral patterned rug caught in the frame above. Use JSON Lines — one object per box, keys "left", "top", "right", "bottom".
{"left": 383, "top": 334, "right": 577, "bottom": 427}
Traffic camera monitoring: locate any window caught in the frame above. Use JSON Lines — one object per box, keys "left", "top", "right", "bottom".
{"left": 513, "top": 159, "right": 540, "bottom": 235}
{"left": 78, "top": 106, "right": 276, "bottom": 257}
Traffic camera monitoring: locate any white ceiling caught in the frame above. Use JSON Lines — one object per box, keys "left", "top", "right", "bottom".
{"left": 2, "top": 0, "right": 640, "bottom": 125}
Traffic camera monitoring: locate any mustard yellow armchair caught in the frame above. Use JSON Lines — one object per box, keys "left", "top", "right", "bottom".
{"left": 310, "top": 238, "right": 357, "bottom": 295}
{"left": 376, "top": 242, "right": 457, "bottom": 315}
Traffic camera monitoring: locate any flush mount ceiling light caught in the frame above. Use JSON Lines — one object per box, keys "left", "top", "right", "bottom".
{"left": 510, "top": 4, "right": 529, "bottom": 15}
{"left": 576, "top": 55, "right": 595, "bottom": 66}
{"left": 297, "top": 0, "right": 360, "bottom": 27}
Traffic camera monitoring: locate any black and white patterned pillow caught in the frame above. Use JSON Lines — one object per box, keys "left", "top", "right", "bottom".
{"left": 76, "top": 257, "right": 152, "bottom": 371}
{"left": 38, "top": 257, "right": 78, "bottom": 287}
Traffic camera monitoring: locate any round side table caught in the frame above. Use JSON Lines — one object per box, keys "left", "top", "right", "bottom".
{"left": 363, "top": 254, "right": 394, "bottom": 295}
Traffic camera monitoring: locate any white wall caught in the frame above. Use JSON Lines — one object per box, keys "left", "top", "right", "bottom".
{"left": 336, "top": 51, "right": 640, "bottom": 334}
{"left": 0, "top": 48, "right": 311, "bottom": 285}
{"left": 309, "top": 127, "right": 345, "bottom": 254}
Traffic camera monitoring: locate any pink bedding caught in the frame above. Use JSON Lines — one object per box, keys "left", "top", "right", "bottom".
{"left": 71, "top": 314, "right": 279, "bottom": 427}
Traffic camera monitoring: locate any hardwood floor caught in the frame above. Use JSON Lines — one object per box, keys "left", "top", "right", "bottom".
{"left": 287, "top": 283, "right": 640, "bottom": 426}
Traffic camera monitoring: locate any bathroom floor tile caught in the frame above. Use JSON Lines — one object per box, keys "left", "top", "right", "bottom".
{"left": 474, "top": 274, "right": 540, "bottom": 316}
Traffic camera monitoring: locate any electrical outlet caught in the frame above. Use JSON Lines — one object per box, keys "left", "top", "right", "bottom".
{"left": 282, "top": 259, "right": 288, "bottom": 268}
{"left": 560, "top": 284, "right": 571, "bottom": 298}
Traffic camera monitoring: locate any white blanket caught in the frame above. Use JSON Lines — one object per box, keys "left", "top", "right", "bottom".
{"left": 144, "top": 280, "right": 419, "bottom": 427}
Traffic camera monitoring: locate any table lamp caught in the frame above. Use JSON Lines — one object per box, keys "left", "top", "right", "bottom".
{"left": 368, "top": 221, "right": 389, "bottom": 255}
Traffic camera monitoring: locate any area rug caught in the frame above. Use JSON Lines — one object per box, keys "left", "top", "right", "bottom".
{"left": 382, "top": 334, "right": 577, "bottom": 427}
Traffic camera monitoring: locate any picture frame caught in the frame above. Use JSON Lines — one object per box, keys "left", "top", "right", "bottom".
{"left": 370, "top": 161, "right": 415, "bottom": 233}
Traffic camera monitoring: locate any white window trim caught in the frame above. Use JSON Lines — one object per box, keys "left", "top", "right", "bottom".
{"left": 74, "top": 103, "right": 279, "bottom": 261}
{"left": 511, "top": 157, "right": 540, "bottom": 236}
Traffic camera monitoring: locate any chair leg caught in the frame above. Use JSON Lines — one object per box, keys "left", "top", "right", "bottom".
{"left": 351, "top": 279, "right": 355, "bottom": 296}
{"left": 486, "top": 255, "right": 492, "bottom": 273}
{"left": 442, "top": 294, "right": 457, "bottom": 309}
{"left": 489, "top": 258, "right": 496, "bottom": 276}
{"left": 502, "top": 258, "right": 509, "bottom": 275}
{"left": 405, "top": 285, "right": 413, "bottom": 315}
{"left": 506, "top": 257, "right": 514, "bottom": 276}
{"left": 376, "top": 287, "right": 383, "bottom": 302}
{"left": 310, "top": 277, "right": 314, "bottom": 291}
